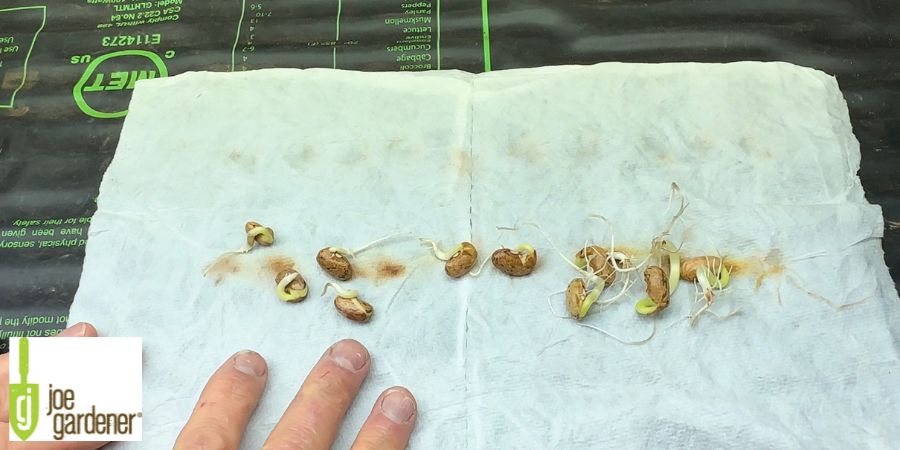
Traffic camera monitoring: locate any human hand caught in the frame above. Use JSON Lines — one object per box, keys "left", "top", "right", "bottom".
{"left": 1, "top": 322, "right": 106, "bottom": 450}
{"left": 174, "top": 339, "right": 418, "bottom": 450}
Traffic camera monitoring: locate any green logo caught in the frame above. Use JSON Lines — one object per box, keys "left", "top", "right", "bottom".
{"left": 9, "top": 337, "right": 39, "bottom": 441}
{"left": 72, "top": 50, "right": 169, "bottom": 119}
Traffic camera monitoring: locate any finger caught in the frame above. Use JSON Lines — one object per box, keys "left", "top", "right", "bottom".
{"left": 174, "top": 350, "right": 268, "bottom": 450}
{"left": 350, "top": 387, "right": 417, "bottom": 450}
{"left": 7, "top": 430, "right": 106, "bottom": 450}
{"left": 1, "top": 322, "right": 98, "bottom": 423}
{"left": 263, "top": 339, "right": 371, "bottom": 450}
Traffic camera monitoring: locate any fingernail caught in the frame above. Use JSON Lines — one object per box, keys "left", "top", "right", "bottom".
{"left": 328, "top": 340, "right": 368, "bottom": 372}
{"left": 381, "top": 388, "right": 416, "bottom": 424}
{"left": 233, "top": 350, "right": 267, "bottom": 377}
{"left": 58, "top": 322, "right": 87, "bottom": 337}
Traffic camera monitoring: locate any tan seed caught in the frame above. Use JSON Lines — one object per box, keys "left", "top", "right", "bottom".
{"left": 565, "top": 278, "right": 587, "bottom": 318}
{"left": 276, "top": 269, "right": 307, "bottom": 292}
{"left": 491, "top": 247, "right": 537, "bottom": 277}
{"left": 575, "top": 246, "right": 616, "bottom": 284}
{"left": 245, "top": 221, "right": 275, "bottom": 246}
{"left": 334, "top": 296, "right": 373, "bottom": 322}
{"left": 317, "top": 247, "right": 353, "bottom": 280}
{"left": 644, "top": 266, "right": 669, "bottom": 310}
{"left": 680, "top": 256, "right": 723, "bottom": 282}
{"left": 445, "top": 242, "right": 478, "bottom": 278}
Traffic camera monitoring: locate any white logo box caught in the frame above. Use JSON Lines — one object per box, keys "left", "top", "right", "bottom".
{"left": 9, "top": 337, "right": 142, "bottom": 442}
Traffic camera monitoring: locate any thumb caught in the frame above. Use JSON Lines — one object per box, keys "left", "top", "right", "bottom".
{"left": 0, "top": 322, "right": 99, "bottom": 423}
{"left": 57, "top": 322, "right": 99, "bottom": 338}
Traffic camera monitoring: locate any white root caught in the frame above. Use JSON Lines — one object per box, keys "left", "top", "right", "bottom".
{"left": 706, "top": 307, "right": 741, "bottom": 320}
{"left": 666, "top": 182, "right": 679, "bottom": 212}
{"left": 467, "top": 255, "right": 492, "bottom": 276}
{"left": 201, "top": 226, "right": 271, "bottom": 277}
{"left": 696, "top": 267, "right": 714, "bottom": 303}
{"left": 546, "top": 290, "right": 569, "bottom": 319}
{"left": 689, "top": 265, "right": 736, "bottom": 326}
{"left": 690, "top": 303, "right": 712, "bottom": 326}
{"left": 333, "top": 231, "right": 412, "bottom": 258}
{"left": 607, "top": 233, "right": 651, "bottom": 273}
{"left": 589, "top": 215, "right": 653, "bottom": 275}
{"left": 419, "top": 238, "right": 459, "bottom": 261}
{"left": 577, "top": 319, "right": 656, "bottom": 345}
{"left": 690, "top": 302, "right": 740, "bottom": 325}
{"left": 593, "top": 275, "right": 635, "bottom": 307}
{"left": 321, "top": 282, "right": 358, "bottom": 299}
{"left": 661, "top": 182, "right": 688, "bottom": 237}
{"left": 276, "top": 271, "right": 299, "bottom": 292}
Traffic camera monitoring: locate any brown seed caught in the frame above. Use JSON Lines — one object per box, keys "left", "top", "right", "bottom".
{"left": 680, "top": 256, "right": 723, "bottom": 282}
{"left": 275, "top": 269, "right": 307, "bottom": 292}
{"left": 334, "top": 296, "right": 373, "bottom": 322}
{"left": 445, "top": 242, "right": 478, "bottom": 278}
{"left": 644, "top": 266, "right": 669, "bottom": 310}
{"left": 491, "top": 247, "right": 537, "bottom": 277}
{"left": 566, "top": 278, "right": 587, "bottom": 318}
{"left": 245, "top": 221, "right": 274, "bottom": 246}
{"left": 575, "top": 246, "right": 616, "bottom": 284}
{"left": 317, "top": 247, "right": 353, "bottom": 280}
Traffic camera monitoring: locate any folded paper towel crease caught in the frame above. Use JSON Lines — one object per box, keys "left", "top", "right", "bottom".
{"left": 69, "top": 62, "right": 900, "bottom": 448}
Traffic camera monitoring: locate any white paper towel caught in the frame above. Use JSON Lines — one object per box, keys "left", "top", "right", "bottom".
{"left": 69, "top": 62, "right": 900, "bottom": 449}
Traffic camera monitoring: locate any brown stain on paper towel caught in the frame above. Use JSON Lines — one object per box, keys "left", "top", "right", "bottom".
{"left": 204, "top": 254, "right": 241, "bottom": 286}
{"left": 264, "top": 255, "right": 296, "bottom": 275}
{"left": 377, "top": 259, "right": 406, "bottom": 280}
{"left": 356, "top": 256, "right": 407, "bottom": 284}
{"left": 205, "top": 254, "right": 297, "bottom": 286}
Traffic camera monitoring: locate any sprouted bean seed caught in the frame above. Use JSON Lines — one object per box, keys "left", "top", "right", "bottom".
{"left": 574, "top": 246, "right": 617, "bottom": 284}
{"left": 565, "top": 278, "right": 604, "bottom": 320}
{"left": 316, "top": 232, "right": 411, "bottom": 281}
{"left": 492, "top": 244, "right": 537, "bottom": 277}
{"left": 335, "top": 296, "right": 374, "bottom": 322}
{"left": 566, "top": 278, "right": 586, "bottom": 318}
{"left": 275, "top": 269, "right": 308, "bottom": 303}
{"left": 323, "top": 282, "right": 373, "bottom": 322}
{"left": 201, "top": 221, "right": 275, "bottom": 277}
{"left": 421, "top": 239, "right": 480, "bottom": 278}
{"left": 245, "top": 221, "right": 275, "bottom": 248}
{"left": 680, "top": 256, "right": 730, "bottom": 298}
{"left": 317, "top": 247, "right": 353, "bottom": 281}
{"left": 680, "top": 256, "right": 720, "bottom": 282}
{"left": 445, "top": 242, "right": 478, "bottom": 278}
{"left": 635, "top": 266, "right": 669, "bottom": 315}
{"left": 679, "top": 256, "right": 732, "bottom": 324}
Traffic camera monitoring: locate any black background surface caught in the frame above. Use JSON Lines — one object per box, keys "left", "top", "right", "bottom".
{"left": 1, "top": 0, "right": 898, "bottom": 346}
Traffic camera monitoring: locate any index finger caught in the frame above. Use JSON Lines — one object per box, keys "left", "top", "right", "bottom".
{"left": 262, "top": 339, "right": 371, "bottom": 450}
{"left": 174, "top": 350, "right": 268, "bottom": 450}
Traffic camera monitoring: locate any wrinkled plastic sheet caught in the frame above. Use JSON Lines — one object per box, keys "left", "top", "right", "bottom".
{"left": 69, "top": 63, "right": 900, "bottom": 448}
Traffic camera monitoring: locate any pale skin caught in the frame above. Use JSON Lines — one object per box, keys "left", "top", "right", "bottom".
{"left": 1, "top": 322, "right": 417, "bottom": 450}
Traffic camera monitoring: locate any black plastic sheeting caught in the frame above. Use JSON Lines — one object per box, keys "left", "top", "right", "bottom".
{"left": 1, "top": 0, "right": 898, "bottom": 348}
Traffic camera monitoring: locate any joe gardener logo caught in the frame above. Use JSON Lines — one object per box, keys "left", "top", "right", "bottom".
{"left": 9, "top": 337, "right": 38, "bottom": 440}
{"left": 8, "top": 337, "right": 142, "bottom": 442}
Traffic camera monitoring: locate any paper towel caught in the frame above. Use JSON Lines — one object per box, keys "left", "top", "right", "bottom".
{"left": 69, "top": 63, "right": 900, "bottom": 449}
